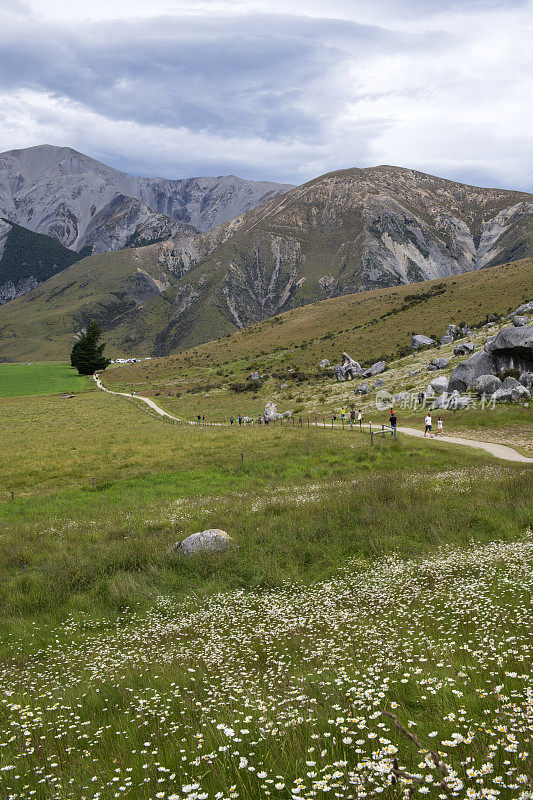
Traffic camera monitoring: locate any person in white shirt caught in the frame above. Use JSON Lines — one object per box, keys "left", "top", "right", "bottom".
{"left": 424, "top": 414, "right": 432, "bottom": 437}
{"left": 437, "top": 416, "right": 443, "bottom": 435}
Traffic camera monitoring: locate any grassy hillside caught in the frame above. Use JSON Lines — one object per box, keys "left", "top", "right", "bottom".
{"left": 0, "top": 243, "right": 165, "bottom": 361}
{"left": 0, "top": 219, "right": 87, "bottom": 288}
{"left": 108, "top": 257, "right": 532, "bottom": 383}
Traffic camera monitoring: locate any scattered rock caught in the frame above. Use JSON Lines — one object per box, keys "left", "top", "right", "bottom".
{"left": 408, "top": 370, "right": 420, "bottom": 377}
{"left": 280, "top": 383, "right": 288, "bottom": 389}
{"left": 334, "top": 352, "right": 362, "bottom": 381}
{"left": 362, "top": 360, "right": 387, "bottom": 378}
{"left": 440, "top": 335, "right": 454, "bottom": 345}
{"left": 427, "top": 364, "right": 438, "bottom": 371}
{"left": 512, "top": 315, "right": 529, "bottom": 327}
{"left": 354, "top": 383, "right": 370, "bottom": 395}
{"left": 431, "top": 357, "right": 449, "bottom": 369}
{"left": 424, "top": 384, "right": 436, "bottom": 399}
{"left": 374, "top": 378, "right": 385, "bottom": 388}
{"left": 168, "top": 529, "right": 233, "bottom": 557}
{"left": 411, "top": 334, "right": 435, "bottom": 349}
{"left": 264, "top": 400, "right": 277, "bottom": 421}
{"left": 393, "top": 391, "right": 411, "bottom": 405}
{"left": 453, "top": 342, "right": 475, "bottom": 356}
{"left": 319, "top": 359, "right": 330, "bottom": 368}
{"left": 430, "top": 376, "right": 448, "bottom": 395}
{"left": 473, "top": 375, "right": 502, "bottom": 396}
{"left": 250, "top": 371, "right": 260, "bottom": 380}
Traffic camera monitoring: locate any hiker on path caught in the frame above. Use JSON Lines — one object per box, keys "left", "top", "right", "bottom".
{"left": 341, "top": 408, "right": 346, "bottom": 422}
{"left": 424, "top": 413, "right": 432, "bottom": 437}
{"left": 230, "top": 416, "right": 234, "bottom": 425}
{"left": 238, "top": 415, "right": 242, "bottom": 425}
{"left": 350, "top": 408, "right": 356, "bottom": 424}
{"left": 418, "top": 391, "right": 424, "bottom": 406}
{"left": 357, "top": 409, "right": 363, "bottom": 429}
{"left": 437, "top": 416, "right": 443, "bottom": 435}
{"left": 389, "top": 410, "right": 397, "bottom": 436}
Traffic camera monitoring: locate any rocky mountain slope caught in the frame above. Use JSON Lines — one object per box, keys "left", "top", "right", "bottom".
{"left": 0, "top": 165, "right": 530, "bottom": 360}
{"left": 0, "top": 145, "right": 292, "bottom": 255}
{"left": 107, "top": 165, "right": 532, "bottom": 354}
{"left": 0, "top": 219, "right": 87, "bottom": 305}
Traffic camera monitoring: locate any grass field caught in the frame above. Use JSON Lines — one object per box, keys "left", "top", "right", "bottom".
{"left": 0, "top": 361, "right": 93, "bottom": 397}
{"left": 0, "top": 387, "right": 531, "bottom": 799}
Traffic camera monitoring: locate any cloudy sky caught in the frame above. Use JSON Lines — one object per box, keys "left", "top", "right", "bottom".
{"left": 0, "top": 0, "right": 532, "bottom": 189}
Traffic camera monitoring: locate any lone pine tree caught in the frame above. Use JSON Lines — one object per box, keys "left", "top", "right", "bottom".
{"left": 70, "top": 321, "right": 111, "bottom": 375}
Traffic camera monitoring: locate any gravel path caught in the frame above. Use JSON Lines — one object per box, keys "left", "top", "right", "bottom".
{"left": 94, "top": 376, "right": 532, "bottom": 464}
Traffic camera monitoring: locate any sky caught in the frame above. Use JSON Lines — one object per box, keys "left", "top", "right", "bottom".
{"left": 0, "top": 0, "right": 532, "bottom": 189}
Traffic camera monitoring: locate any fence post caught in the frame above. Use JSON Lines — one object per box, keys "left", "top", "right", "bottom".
{"left": 382, "top": 424, "right": 385, "bottom": 438}
{"left": 371, "top": 430, "right": 374, "bottom": 445}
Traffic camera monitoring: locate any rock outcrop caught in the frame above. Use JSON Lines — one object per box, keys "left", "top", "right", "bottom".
{"left": 264, "top": 401, "right": 278, "bottom": 422}
{"left": 411, "top": 335, "right": 435, "bottom": 349}
{"left": 334, "top": 353, "right": 362, "bottom": 381}
{"left": 362, "top": 360, "right": 387, "bottom": 378}
{"left": 448, "top": 326, "right": 533, "bottom": 393}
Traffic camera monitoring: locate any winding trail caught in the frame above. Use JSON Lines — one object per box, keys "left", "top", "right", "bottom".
{"left": 94, "top": 375, "right": 532, "bottom": 464}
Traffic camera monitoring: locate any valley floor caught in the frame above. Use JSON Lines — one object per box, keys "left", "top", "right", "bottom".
{"left": 0, "top": 376, "right": 531, "bottom": 799}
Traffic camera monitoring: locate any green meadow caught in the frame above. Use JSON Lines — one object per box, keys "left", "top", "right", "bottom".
{"left": 0, "top": 361, "right": 93, "bottom": 397}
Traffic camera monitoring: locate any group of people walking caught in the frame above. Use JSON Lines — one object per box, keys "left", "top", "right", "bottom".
{"left": 208, "top": 407, "right": 445, "bottom": 437}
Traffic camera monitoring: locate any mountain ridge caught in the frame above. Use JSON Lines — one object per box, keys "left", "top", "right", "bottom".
{"left": 0, "top": 144, "right": 293, "bottom": 256}
{"left": 0, "top": 162, "right": 530, "bottom": 361}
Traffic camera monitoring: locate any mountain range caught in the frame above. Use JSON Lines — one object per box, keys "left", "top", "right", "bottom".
{"left": 0, "top": 148, "right": 530, "bottom": 362}
{"left": 0, "top": 144, "right": 292, "bottom": 297}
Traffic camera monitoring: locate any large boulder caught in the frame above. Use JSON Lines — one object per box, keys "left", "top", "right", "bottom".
{"left": 492, "top": 383, "right": 531, "bottom": 403}
{"left": 440, "top": 335, "right": 454, "bottom": 345}
{"left": 448, "top": 350, "right": 495, "bottom": 393}
{"left": 512, "top": 315, "right": 529, "bottom": 327}
{"left": 487, "top": 326, "right": 533, "bottom": 373}
{"left": 264, "top": 400, "right": 278, "bottom": 421}
{"left": 334, "top": 352, "right": 362, "bottom": 381}
{"left": 424, "top": 384, "right": 436, "bottom": 399}
{"left": 168, "top": 529, "right": 233, "bottom": 556}
{"left": 473, "top": 374, "right": 502, "bottom": 397}
{"left": 520, "top": 371, "right": 533, "bottom": 388}
{"left": 453, "top": 342, "right": 475, "bottom": 356}
{"left": 430, "top": 357, "right": 449, "bottom": 369}
{"left": 362, "top": 360, "right": 387, "bottom": 378}
{"left": 430, "top": 375, "right": 448, "bottom": 395}
{"left": 411, "top": 334, "right": 435, "bottom": 349}
{"left": 354, "top": 382, "right": 370, "bottom": 395}
{"left": 447, "top": 390, "right": 472, "bottom": 409}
